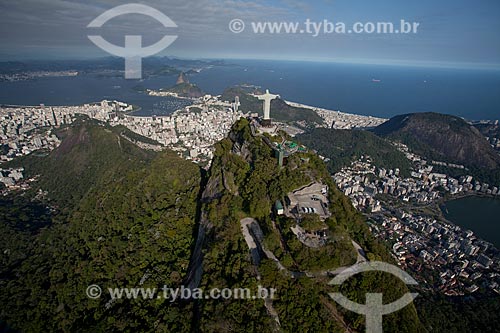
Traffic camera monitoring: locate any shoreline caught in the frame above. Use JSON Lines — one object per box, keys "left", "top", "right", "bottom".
{"left": 438, "top": 193, "right": 500, "bottom": 248}
{"left": 1, "top": 99, "right": 498, "bottom": 127}
{"left": 2, "top": 99, "right": 387, "bottom": 122}
{"left": 0, "top": 101, "right": 183, "bottom": 120}
{"left": 439, "top": 191, "right": 500, "bottom": 204}
{"left": 284, "top": 100, "right": 388, "bottom": 121}
{"left": 374, "top": 191, "right": 500, "bottom": 248}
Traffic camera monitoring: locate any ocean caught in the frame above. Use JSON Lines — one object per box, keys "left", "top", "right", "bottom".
{"left": 0, "top": 60, "right": 499, "bottom": 120}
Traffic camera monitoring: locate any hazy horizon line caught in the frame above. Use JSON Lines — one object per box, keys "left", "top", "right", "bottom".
{"left": 1, "top": 54, "right": 499, "bottom": 71}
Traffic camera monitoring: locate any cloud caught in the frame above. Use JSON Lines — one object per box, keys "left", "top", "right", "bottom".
{"left": 0, "top": 0, "right": 498, "bottom": 65}
{"left": 0, "top": 0, "right": 297, "bottom": 55}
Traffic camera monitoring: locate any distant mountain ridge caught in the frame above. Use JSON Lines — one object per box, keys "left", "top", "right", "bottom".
{"left": 373, "top": 112, "right": 500, "bottom": 171}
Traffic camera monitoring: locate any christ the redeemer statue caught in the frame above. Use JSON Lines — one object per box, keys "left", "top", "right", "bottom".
{"left": 257, "top": 89, "right": 279, "bottom": 120}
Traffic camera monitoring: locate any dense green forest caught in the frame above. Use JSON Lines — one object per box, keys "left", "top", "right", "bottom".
{"left": 1, "top": 117, "right": 496, "bottom": 332}
{"left": 372, "top": 112, "right": 500, "bottom": 185}
{"left": 1, "top": 120, "right": 201, "bottom": 332}
{"left": 297, "top": 128, "right": 412, "bottom": 176}
{"left": 416, "top": 293, "right": 500, "bottom": 332}
{"left": 193, "top": 118, "right": 422, "bottom": 332}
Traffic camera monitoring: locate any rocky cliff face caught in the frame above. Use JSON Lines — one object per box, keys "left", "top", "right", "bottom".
{"left": 176, "top": 72, "right": 189, "bottom": 84}
{"left": 373, "top": 112, "right": 500, "bottom": 170}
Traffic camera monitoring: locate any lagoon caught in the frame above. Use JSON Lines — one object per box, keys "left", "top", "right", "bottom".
{"left": 442, "top": 196, "right": 500, "bottom": 247}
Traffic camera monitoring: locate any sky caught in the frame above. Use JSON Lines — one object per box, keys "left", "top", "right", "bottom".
{"left": 0, "top": 0, "right": 499, "bottom": 68}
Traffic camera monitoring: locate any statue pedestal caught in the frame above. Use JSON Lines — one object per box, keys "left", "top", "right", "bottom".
{"left": 261, "top": 119, "right": 272, "bottom": 127}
